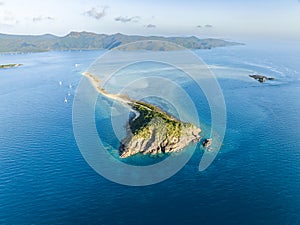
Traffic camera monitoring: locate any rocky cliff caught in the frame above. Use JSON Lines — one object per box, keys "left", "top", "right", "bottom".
{"left": 119, "top": 101, "right": 201, "bottom": 158}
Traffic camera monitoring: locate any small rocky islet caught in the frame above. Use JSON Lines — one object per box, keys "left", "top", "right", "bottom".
{"left": 202, "top": 138, "right": 212, "bottom": 148}
{"left": 249, "top": 74, "right": 275, "bottom": 83}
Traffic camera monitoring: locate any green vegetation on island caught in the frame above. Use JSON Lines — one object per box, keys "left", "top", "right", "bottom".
{"left": 129, "top": 100, "right": 180, "bottom": 135}
{"left": 0, "top": 31, "right": 243, "bottom": 53}
{"left": 120, "top": 100, "right": 201, "bottom": 158}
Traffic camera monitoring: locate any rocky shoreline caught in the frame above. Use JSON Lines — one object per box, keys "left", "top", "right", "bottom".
{"left": 119, "top": 102, "right": 201, "bottom": 158}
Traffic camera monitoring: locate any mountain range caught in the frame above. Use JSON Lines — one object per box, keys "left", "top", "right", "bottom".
{"left": 0, "top": 31, "right": 243, "bottom": 53}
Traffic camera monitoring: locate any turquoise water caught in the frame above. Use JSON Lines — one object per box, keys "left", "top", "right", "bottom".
{"left": 0, "top": 43, "right": 300, "bottom": 224}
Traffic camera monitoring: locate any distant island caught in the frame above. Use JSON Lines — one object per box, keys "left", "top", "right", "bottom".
{"left": 0, "top": 63, "right": 22, "bottom": 69}
{"left": 249, "top": 74, "right": 275, "bottom": 83}
{"left": 82, "top": 72, "right": 201, "bottom": 158}
{"left": 0, "top": 31, "right": 243, "bottom": 53}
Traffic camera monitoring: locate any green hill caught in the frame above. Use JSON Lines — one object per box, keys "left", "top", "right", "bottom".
{"left": 0, "top": 31, "right": 243, "bottom": 53}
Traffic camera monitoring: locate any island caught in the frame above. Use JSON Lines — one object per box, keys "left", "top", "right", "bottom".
{"left": 83, "top": 72, "right": 201, "bottom": 158}
{"left": 0, "top": 31, "right": 243, "bottom": 53}
{"left": 0, "top": 63, "right": 22, "bottom": 69}
{"left": 249, "top": 74, "right": 275, "bottom": 83}
{"left": 120, "top": 100, "right": 201, "bottom": 158}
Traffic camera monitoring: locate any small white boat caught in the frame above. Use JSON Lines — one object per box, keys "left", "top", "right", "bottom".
{"left": 69, "top": 84, "right": 72, "bottom": 89}
{"left": 64, "top": 97, "right": 68, "bottom": 103}
{"left": 59, "top": 81, "right": 62, "bottom": 86}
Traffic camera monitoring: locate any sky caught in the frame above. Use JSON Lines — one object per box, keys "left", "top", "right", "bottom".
{"left": 0, "top": 0, "right": 300, "bottom": 41}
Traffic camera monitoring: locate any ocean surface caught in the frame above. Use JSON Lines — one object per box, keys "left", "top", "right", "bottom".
{"left": 0, "top": 42, "right": 300, "bottom": 224}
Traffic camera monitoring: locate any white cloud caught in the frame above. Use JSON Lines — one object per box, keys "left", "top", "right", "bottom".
{"left": 145, "top": 24, "right": 156, "bottom": 28}
{"left": 84, "top": 6, "right": 108, "bottom": 20}
{"left": 115, "top": 16, "right": 140, "bottom": 23}
{"left": 0, "top": 10, "right": 16, "bottom": 26}
{"left": 32, "top": 16, "right": 54, "bottom": 22}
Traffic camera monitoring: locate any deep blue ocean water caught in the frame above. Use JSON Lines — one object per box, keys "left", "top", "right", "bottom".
{"left": 0, "top": 43, "right": 300, "bottom": 224}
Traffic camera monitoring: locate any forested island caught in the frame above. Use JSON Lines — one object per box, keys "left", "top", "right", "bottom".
{"left": 120, "top": 100, "right": 201, "bottom": 158}
{"left": 83, "top": 72, "right": 201, "bottom": 158}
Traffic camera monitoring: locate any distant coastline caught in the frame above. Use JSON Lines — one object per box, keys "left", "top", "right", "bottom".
{"left": 0, "top": 31, "right": 244, "bottom": 53}
{"left": 0, "top": 63, "right": 22, "bottom": 69}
